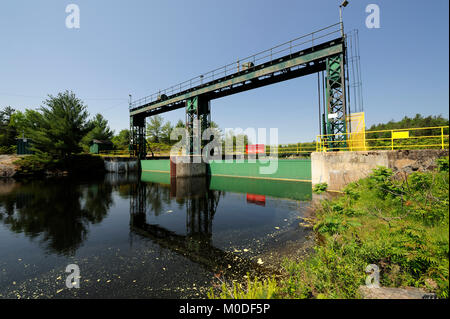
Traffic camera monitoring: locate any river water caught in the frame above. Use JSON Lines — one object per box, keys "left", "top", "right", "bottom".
{"left": 0, "top": 173, "right": 313, "bottom": 299}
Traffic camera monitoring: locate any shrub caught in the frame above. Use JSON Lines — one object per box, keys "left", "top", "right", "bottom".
{"left": 437, "top": 157, "right": 449, "bottom": 173}
{"left": 313, "top": 183, "right": 328, "bottom": 194}
{"left": 210, "top": 165, "right": 449, "bottom": 299}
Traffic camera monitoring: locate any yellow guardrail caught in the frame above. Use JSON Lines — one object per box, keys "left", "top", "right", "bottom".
{"left": 223, "top": 144, "right": 316, "bottom": 156}
{"left": 316, "top": 126, "right": 449, "bottom": 152}
{"left": 98, "top": 150, "right": 131, "bottom": 157}
{"left": 142, "top": 147, "right": 316, "bottom": 157}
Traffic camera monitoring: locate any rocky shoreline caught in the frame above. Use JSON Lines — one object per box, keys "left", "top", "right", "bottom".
{"left": 0, "top": 155, "right": 22, "bottom": 178}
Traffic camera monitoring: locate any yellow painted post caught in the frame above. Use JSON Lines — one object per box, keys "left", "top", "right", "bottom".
{"left": 391, "top": 130, "right": 394, "bottom": 150}
{"left": 442, "top": 127, "right": 445, "bottom": 150}
{"left": 363, "top": 130, "right": 367, "bottom": 151}
{"left": 349, "top": 132, "right": 353, "bottom": 152}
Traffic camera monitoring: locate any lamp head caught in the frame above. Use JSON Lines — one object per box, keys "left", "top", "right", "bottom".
{"left": 341, "top": 0, "right": 349, "bottom": 7}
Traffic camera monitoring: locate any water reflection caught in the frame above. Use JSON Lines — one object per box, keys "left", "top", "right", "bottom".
{"left": 129, "top": 178, "right": 268, "bottom": 277}
{"left": 0, "top": 175, "right": 137, "bottom": 256}
{"left": 0, "top": 173, "right": 311, "bottom": 278}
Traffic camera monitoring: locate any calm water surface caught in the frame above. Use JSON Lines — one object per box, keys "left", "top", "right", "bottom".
{"left": 0, "top": 173, "right": 312, "bottom": 298}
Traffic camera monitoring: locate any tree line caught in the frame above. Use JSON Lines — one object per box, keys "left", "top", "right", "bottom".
{"left": 0, "top": 91, "right": 119, "bottom": 157}
{"left": 0, "top": 91, "right": 248, "bottom": 158}
{"left": 368, "top": 114, "right": 448, "bottom": 133}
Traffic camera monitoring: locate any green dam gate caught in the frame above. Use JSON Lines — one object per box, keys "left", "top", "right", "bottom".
{"left": 141, "top": 159, "right": 311, "bottom": 182}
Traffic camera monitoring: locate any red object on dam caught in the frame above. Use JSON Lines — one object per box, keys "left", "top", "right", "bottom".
{"left": 246, "top": 144, "right": 265, "bottom": 154}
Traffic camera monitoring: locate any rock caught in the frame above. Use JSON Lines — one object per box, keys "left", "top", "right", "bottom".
{"left": 358, "top": 286, "right": 434, "bottom": 299}
{"left": 0, "top": 155, "right": 24, "bottom": 178}
{"left": 0, "top": 164, "right": 16, "bottom": 177}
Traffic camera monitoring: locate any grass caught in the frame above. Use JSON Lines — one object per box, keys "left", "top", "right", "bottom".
{"left": 209, "top": 158, "right": 449, "bottom": 299}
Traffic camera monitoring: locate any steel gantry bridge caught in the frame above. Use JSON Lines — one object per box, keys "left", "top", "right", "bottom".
{"left": 129, "top": 23, "right": 350, "bottom": 158}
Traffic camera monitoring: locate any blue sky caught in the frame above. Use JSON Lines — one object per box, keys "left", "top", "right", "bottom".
{"left": 0, "top": 0, "right": 448, "bottom": 143}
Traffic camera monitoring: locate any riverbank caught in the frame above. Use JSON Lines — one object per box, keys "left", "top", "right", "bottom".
{"left": 0, "top": 154, "right": 108, "bottom": 178}
{"left": 0, "top": 155, "right": 22, "bottom": 178}
{"left": 208, "top": 158, "right": 449, "bottom": 299}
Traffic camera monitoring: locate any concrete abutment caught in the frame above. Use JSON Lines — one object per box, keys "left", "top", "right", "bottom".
{"left": 311, "top": 149, "right": 449, "bottom": 192}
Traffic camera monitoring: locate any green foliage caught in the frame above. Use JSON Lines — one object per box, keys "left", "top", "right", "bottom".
{"left": 13, "top": 154, "right": 106, "bottom": 177}
{"left": 367, "top": 167, "right": 404, "bottom": 199}
{"left": 20, "top": 91, "right": 91, "bottom": 159}
{"left": 437, "top": 157, "right": 449, "bottom": 173}
{"left": 146, "top": 115, "right": 164, "bottom": 143}
{"left": 210, "top": 165, "right": 449, "bottom": 299}
{"left": 160, "top": 121, "right": 173, "bottom": 145}
{"left": 0, "top": 106, "right": 19, "bottom": 152}
{"left": 369, "top": 114, "right": 449, "bottom": 132}
{"left": 81, "top": 113, "right": 114, "bottom": 152}
{"left": 208, "top": 276, "right": 278, "bottom": 299}
{"left": 366, "top": 114, "right": 449, "bottom": 151}
{"left": 0, "top": 145, "right": 16, "bottom": 155}
{"left": 276, "top": 141, "right": 316, "bottom": 158}
{"left": 222, "top": 129, "right": 249, "bottom": 152}
{"left": 111, "top": 129, "right": 130, "bottom": 150}
{"left": 146, "top": 142, "right": 172, "bottom": 156}
{"left": 145, "top": 118, "right": 223, "bottom": 155}
{"left": 13, "top": 154, "right": 61, "bottom": 175}
{"left": 146, "top": 116, "right": 195, "bottom": 146}
{"left": 175, "top": 120, "right": 185, "bottom": 128}
{"left": 313, "top": 183, "right": 328, "bottom": 194}
{"left": 409, "top": 172, "right": 432, "bottom": 191}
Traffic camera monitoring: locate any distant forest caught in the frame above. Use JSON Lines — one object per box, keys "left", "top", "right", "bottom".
{"left": 368, "top": 114, "right": 448, "bottom": 132}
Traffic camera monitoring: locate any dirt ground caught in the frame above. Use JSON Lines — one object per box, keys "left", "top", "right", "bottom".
{"left": 0, "top": 154, "right": 23, "bottom": 178}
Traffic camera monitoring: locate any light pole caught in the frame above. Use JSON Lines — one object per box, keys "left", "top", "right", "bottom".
{"left": 339, "top": 0, "right": 349, "bottom": 37}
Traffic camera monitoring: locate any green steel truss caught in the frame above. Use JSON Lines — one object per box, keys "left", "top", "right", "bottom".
{"left": 186, "top": 96, "right": 211, "bottom": 155}
{"left": 325, "top": 53, "right": 347, "bottom": 149}
{"left": 130, "top": 115, "right": 146, "bottom": 158}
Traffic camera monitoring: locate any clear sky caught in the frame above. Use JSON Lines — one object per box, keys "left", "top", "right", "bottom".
{"left": 0, "top": 0, "right": 448, "bottom": 143}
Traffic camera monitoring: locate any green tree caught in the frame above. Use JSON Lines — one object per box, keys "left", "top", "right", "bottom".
{"left": 25, "top": 91, "right": 91, "bottom": 159}
{"left": 175, "top": 120, "right": 185, "bottom": 128}
{"left": 209, "top": 121, "right": 222, "bottom": 141}
{"left": 369, "top": 114, "right": 448, "bottom": 132}
{"left": 112, "top": 129, "right": 130, "bottom": 150}
{"left": 0, "top": 106, "right": 18, "bottom": 153}
{"left": 146, "top": 115, "right": 164, "bottom": 143}
{"left": 81, "top": 113, "right": 114, "bottom": 151}
{"left": 222, "top": 129, "right": 249, "bottom": 153}
{"left": 367, "top": 114, "right": 449, "bottom": 150}
{"left": 161, "top": 121, "right": 173, "bottom": 145}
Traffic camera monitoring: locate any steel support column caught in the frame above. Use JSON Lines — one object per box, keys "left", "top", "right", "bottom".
{"left": 186, "top": 96, "right": 211, "bottom": 155}
{"left": 130, "top": 115, "right": 146, "bottom": 159}
{"left": 325, "top": 53, "right": 347, "bottom": 150}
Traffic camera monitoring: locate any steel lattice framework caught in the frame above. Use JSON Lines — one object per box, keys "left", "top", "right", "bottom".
{"left": 325, "top": 54, "right": 347, "bottom": 149}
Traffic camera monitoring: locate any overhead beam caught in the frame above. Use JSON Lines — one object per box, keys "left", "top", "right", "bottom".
{"left": 207, "top": 61, "right": 326, "bottom": 100}
{"left": 130, "top": 38, "right": 344, "bottom": 117}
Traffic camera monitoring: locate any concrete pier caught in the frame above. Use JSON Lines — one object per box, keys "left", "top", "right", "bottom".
{"left": 103, "top": 157, "right": 139, "bottom": 173}
{"left": 173, "top": 156, "right": 207, "bottom": 178}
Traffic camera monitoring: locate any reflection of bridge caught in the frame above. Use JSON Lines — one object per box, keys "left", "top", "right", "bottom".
{"left": 129, "top": 181, "right": 270, "bottom": 277}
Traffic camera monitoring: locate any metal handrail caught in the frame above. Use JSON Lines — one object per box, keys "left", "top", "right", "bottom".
{"left": 316, "top": 126, "right": 449, "bottom": 152}
{"left": 130, "top": 23, "right": 341, "bottom": 110}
